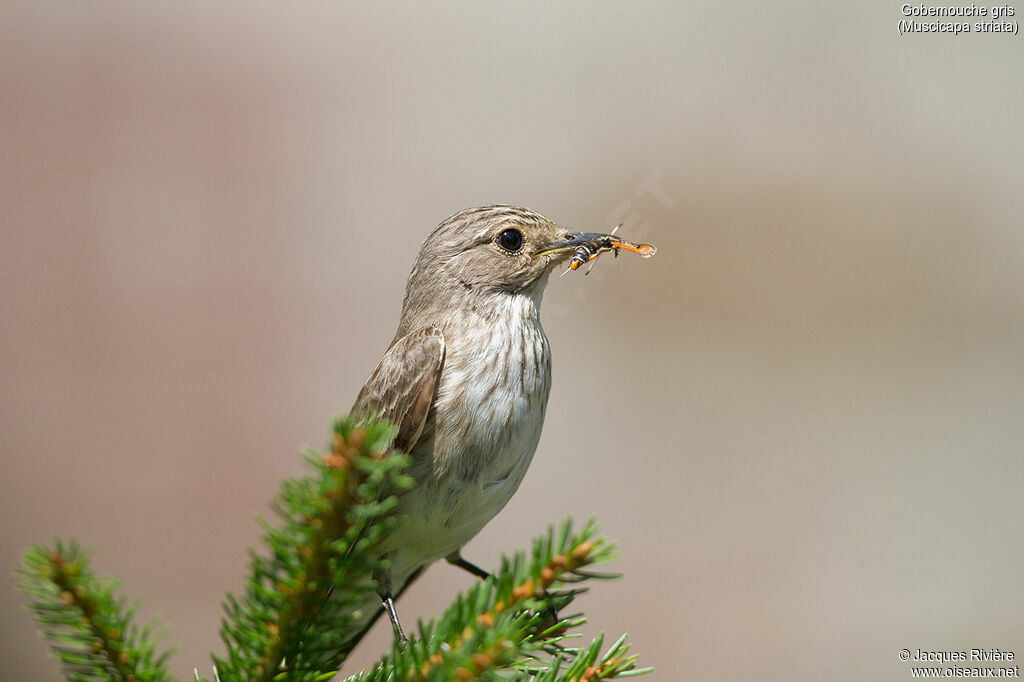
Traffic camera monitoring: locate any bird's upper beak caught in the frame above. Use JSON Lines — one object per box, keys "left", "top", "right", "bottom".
{"left": 535, "top": 232, "right": 617, "bottom": 258}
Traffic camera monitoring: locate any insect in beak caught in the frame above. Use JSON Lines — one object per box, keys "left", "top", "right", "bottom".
{"left": 538, "top": 226, "right": 656, "bottom": 277}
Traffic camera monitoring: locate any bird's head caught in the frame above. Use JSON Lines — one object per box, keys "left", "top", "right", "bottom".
{"left": 409, "top": 205, "right": 617, "bottom": 294}
{"left": 393, "top": 205, "right": 644, "bottom": 334}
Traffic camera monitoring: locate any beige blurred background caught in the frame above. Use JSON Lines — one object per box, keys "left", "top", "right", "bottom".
{"left": 3, "top": 2, "right": 1023, "bottom": 680}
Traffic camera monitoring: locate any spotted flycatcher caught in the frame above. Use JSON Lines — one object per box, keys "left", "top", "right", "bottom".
{"left": 344, "top": 205, "right": 650, "bottom": 647}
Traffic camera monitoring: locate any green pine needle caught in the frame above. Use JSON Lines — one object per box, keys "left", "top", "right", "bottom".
{"left": 16, "top": 539, "right": 174, "bottom": 682}
{"left": 16, "top": 414, "right": 652, "bottom": 682}
{"left": 347, "top": 518, "right": 649, "bottom": 681}
{"left": 211, "top": 417, "right": 413, "bottom": 682}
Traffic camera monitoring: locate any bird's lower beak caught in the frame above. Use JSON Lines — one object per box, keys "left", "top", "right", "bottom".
{"left": 536, "top": 232, "right": 617, "bottom": 258}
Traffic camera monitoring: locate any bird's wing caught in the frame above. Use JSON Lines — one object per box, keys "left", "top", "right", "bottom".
{"left": 351, "top": 326, "right": 445, "bottom": 454}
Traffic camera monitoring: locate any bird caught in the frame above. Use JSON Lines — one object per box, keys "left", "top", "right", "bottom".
{"left": 341, "top": 205, "right": 643, "bottom": 649}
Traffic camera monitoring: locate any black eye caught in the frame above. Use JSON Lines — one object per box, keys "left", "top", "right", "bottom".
{"left": 496, "top": 228, "right": 524, "bottom": 252}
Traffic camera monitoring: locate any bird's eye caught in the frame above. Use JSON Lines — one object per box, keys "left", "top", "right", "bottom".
{"left": 495, "top": 228, "right": 524, "bottom": 253}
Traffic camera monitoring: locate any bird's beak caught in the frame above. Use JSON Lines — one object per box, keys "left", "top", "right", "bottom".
{"left": 535, "top": 232, "right": 617, "bottom": 258}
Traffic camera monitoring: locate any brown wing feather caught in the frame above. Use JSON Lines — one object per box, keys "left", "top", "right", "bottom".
{"left": 351, "top": 326, "right": 445, "bottom": 454}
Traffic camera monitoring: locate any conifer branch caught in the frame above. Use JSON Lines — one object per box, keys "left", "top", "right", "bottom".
{"left": 211, "top": 417, "right": 413, "bottom": 682}
{"left": 17, "top": 415, "right": 651, "bottom": 681}
{"left": 16, "top": 539, "right": 174, "bottom": 682}
{"left": 346, "top": 519, "right": 649, "bottom": 681}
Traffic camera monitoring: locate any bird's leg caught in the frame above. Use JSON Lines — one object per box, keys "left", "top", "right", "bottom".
{"left": 376, "top": 567, "right": 408, "bottom": 645}
{"left": 446, "top": 551, "right": 560, "bottom": 627}
{"left": 445, "top": 550, "right": 491, "bottom": 580}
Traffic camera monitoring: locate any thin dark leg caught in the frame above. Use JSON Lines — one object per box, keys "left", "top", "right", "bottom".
{"left": 377, "top": 568, "right": 408, "bottom": 644}
{"left": 381, "top": 591, "right": 408, "bottom": 644}
{"left": 446, "top": 548, "right": 561, "bottom": 630}
{"left": 445, "top": 551, "right": 491, "bottom": 580}
{"left": 446, "top": 551, "right": 561, "bottom": 630}
{"left": 342, "top": 566, "right": 425, "bottom": 653}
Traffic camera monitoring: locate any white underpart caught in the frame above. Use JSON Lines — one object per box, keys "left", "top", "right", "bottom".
{"left": 384, "top": 283, "right": 552, "bottom": 588}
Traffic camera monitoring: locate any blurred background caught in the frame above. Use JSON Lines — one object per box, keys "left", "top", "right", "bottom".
{"left": 3, "top": 2, "right": 1022, "bottom": 679}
